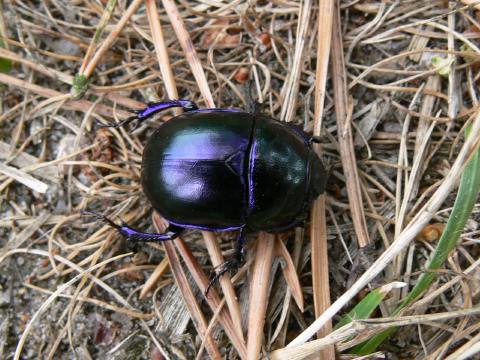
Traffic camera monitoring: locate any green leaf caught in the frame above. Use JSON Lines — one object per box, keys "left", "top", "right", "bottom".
{"left": 0, "top": 39, "right": 12, "bottom": 73}
{"left": 0, "top": 58, "right": 11, "bottom": 73}
{"left": 335, "top": 282, "right": 405, "bottom": 331}
{"left": 431, "top": 55, "right": 454, "bottom": 77}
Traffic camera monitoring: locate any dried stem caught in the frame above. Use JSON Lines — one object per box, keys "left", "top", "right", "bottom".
{"left": 330, "top": 1, "right": 370, "bottom": 248}
{"left": 310, "top": 0, "right": 335, "bottom": 358}
{"left": 247, "top": 232, "right": 275, "bottom": 360}
{"left": 82, "top": 0, "right": 144, "bottom": 79}
{"left": 162, "top": 0, "right": 215, "bottom": 107}
{"left": 145, "top": 0, "right": 179, "bottom": 105}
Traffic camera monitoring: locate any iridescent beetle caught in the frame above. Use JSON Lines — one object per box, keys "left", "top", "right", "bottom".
{"left": 87, "top": 100, "right": 326, "bottom": 288}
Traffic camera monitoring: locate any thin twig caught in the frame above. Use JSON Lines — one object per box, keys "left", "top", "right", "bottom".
{"left": 145, "top": 0, "right": 180, "bottom": 107}
{"left": 247, "top": 232, "right": 275, "bottom": 360}
{"left": 331, "top": 0, "right": 370, "bottom": 249}
{"left": 162, "top": 0, "right": 215, "bottom": 107}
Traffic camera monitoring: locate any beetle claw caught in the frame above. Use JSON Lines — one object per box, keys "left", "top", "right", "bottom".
{"left": 205, "top": 257, "right": 239, "bottom": 296}
{"left": 95, "top": 115, "right": 139, "bottom": 129}
{"left": 82, "top": 210, "right": 121, "bottom": 230}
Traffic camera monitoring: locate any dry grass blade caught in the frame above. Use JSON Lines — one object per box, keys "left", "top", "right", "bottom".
{"left": 310, "top": 197, "right": 333, "bottom": 346}
{"left": 445, "top": 331, "right": 480, "bottom": 360}
{"left": 0, "top": 47, "right": 73, "bottom": 84}
{"left": 0, "top": 162, "right": 48, "bottom": 194}
{"left": 287, "top": 110, "right": 480, "bottom": 347}
{"left": 145, "top": 0, "right": 179, "bottom": 104}
{"left": 25, "top": 282, "right": 153, "bottom": 319}
{"left": 82, "top": 0, "right": 144, "bottom": 79}
{"left": 0, "top": 141, "right": 58, "bottom": 182}
{"left": 1, "top": 251, "right": 132, "bottom": 360}
{"left": 310, "top": 0, "right": 335, "bottom": 358}
{"left": 0, "top": 47, "right": 146, "bottom": 110}
{"left": 461, "top": 0, "right": 480, "bottom": 10}
{"left": 279, "top": 0, "right": 313, "bottom": 123}
{"left": 195, "top": 297, "right": 228, "bottom": 360}
{"left": 0, "top": 73, "right": 133, "bottom": 119}
{"left": 272, "top": 306, "right": 480, "bottom": 360}
{"left": 330, "top": 2, "right": 370, "bottom": 249}
{"left": 152, "top": 214, "right": 222, "bottom": 360}
{"left": 274, "top": 236, "right": 304, "bottom": 312}
{"left": 247, "top": 232, "right": 275, "bottom": 360}
{"left": 162, "top": 0, "right": 215, "bottom": 107}
{"left": 174, "top": 236, "right": 248, "bottom": 359}
{"left": 139, "top": 257, "right": 169, "bottom": 300}
{"left": 2, "top": 213, "right": 49, "bottom": 251}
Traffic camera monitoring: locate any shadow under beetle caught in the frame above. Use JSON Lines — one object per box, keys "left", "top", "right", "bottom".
{"left": 87, "top": 99, "right": 327, "bottom": 291}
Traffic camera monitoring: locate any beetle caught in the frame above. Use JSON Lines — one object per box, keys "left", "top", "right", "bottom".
{"left": 87, "top": 99, "right": 327, "bottom": 289}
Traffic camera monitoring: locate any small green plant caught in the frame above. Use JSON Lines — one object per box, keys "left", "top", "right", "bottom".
{"left": 334, "top": 282, "right": 405, "bottom": 331}
{"left": 0, "top": 39, "right": 12, "bottom": 73}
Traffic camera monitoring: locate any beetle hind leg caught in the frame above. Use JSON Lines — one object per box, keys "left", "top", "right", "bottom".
{"left": 83, "top": 210, "right": 183, "bottom": 242}
{"left": 205, "top": 226, "right": 247, "bottom": 295}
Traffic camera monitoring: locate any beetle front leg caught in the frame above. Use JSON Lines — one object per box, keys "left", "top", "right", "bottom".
{"left": 83, "top": 210, "right": 183, "bottom": 242}
{"left": 205, "top": 226, "right": 247, "bottom": 295}
{"left": 97, "top": 99, "right": 199, "bottom": 129}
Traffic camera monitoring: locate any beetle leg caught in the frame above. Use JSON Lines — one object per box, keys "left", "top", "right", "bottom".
{"left": 95, "top": 99, "right": 199, "bottom": 128}
{"left": 116, "top": 223, "right": 182, "bottom": 242}
{"left": 83, "top": 210, "right": 182, "bottom": 242}
{"left": 310, "top": 135, "right": 322, "bottom": 144}
{"left": 140, "top": 99, "right": 199, "bottom": 117}
{"left": 205, "top": 226, "right": 246, "bottom": 295}
{"left": 233, "top": 226, "right": 247, "bottom": 263}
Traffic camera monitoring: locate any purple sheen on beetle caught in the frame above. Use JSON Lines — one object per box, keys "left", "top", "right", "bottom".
{"left": 191, "top": 108, "right": 243, "bottom": 113}
{"left": 137, "top": 99, "right": 242, "bottom": 120}
{"left": 156, "top": 128, "right": 249, "bottom": 161}
{"left": 247, "top": 140, "right": 257, "bottom": 211}
{"left": 119, "top": 225, "right": 176, "bottom": 241}
{"left": 137, "top": 99, "right": 198, "bottom": 119}
{"left": 165, "top": 217, "right": 244, "bottom": 232}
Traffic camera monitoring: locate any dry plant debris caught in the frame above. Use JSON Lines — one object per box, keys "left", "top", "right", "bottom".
{"left": 1, "top": 1, "right": 480, "bottom": 359}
